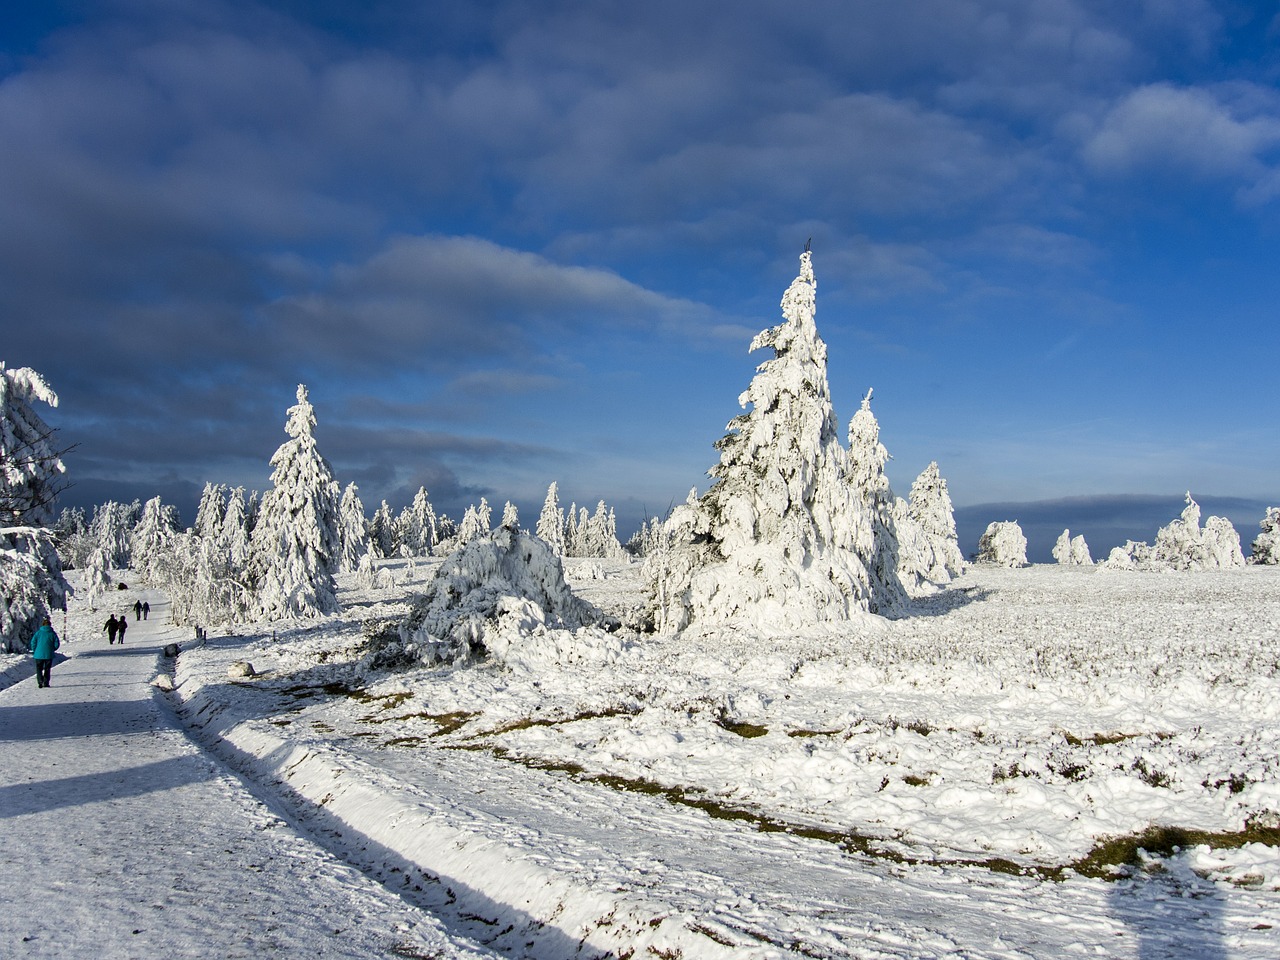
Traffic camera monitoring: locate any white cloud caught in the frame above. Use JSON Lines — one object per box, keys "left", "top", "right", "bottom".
{"left": 1083, "top": 83, "right": 1280, "bottom": 190}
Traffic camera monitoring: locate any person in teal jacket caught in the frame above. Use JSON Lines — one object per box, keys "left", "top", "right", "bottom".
{"left": 30, "top": 617, "right": 60, "bottom": 688}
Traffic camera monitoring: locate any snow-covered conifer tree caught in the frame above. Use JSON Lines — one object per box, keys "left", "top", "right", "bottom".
{"left": 193, "top": 483, "right": 228, "bottom": 538}
{"left": 131, "top": 496, "right": 181, "bottom": 579}
{"left": 907, "top": 462, "right": 966, "bottom": 581}
{"left": 337, "top": 483, "right": 371, "bottom": 573}
{"left": 845, "top": 390, "right": 911, "bottom": 612}
{"left": 645, "top": 250, "right": 873, "bottom": 632}
{"left": 501, "top": 500, "right": 519, "bottom": 530}
{"left": 369, "top": 500, "right": 397, "bottom": 558}
{"left": 1252, "top": 508, "right": 1280, "bottom": 564}
{"left": 536, "top": 482, "right": 565, "bottom": 554}
{"left": 89, "top": 501, "right": 136, "bottom": 569}
{"left": 248, "top": 384, "right": 342, "bottom": 619}
{"left": 976, "top": 521, "right": 1027, "bottom": 567}
{"left": 456, "top": 498, "right": 492, "bottom": 545}
{"left": 396, "top": 487, "right": 438, "bottom": 556}
{"left": 220, "top": 487, "right": 252, "bottom": 568}
{"left": 1, "top": 363, "right": 69, "bottom": 646}
{"left": 83, "top": 545, "right": 113, "bottom": 611}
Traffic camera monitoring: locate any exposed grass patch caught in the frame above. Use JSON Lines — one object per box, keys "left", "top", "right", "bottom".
{"left": 485, "top": 707, "right": 639, "bottom": 737}
{"left": 1070, "top": 823, "right": 1280, "bottom": 878}
{"left": 715, "top": 718, "right": 769, "bottom": 739}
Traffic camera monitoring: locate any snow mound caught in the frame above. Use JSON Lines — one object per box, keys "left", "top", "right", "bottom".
{"left": 1251, "top": 507, "right": 1280, "bottom": 564}
{"left": 1104, "top": 493, "right": 1245, "bottom": 571}
{"left": 388, "top": 525, "right": 619, "bottom": 670}
{"left": 975, "top": 521, "right": 1027, "bottom": 567}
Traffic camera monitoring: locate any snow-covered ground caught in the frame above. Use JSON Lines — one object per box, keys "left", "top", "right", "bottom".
{"left": 5, "top": 562, "right": 1280, "bottom": 957}
{"left": 137, "top": 560, "right": 1280, "bottom": 957}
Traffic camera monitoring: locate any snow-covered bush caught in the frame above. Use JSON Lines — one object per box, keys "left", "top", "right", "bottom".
{"left": 1252, "top": 508, "right": 1280, "bottom": 564}
{"left": 975, "top": 521, "right": 1027, "bottom": 567}
{"left": 1052, "top": 529, "right": 1092, "bottom": 566}
{"left": 1104, "top": 493, "right": 1244, "bottom": 571}
{"left": 248, "top": 384, "right": 342, "bottom": 619}
{"left": 645, "top": 250, "right": 874, "bottom": 633}
{"left": 389, "top": 523, "right": 601, "bottom": 669}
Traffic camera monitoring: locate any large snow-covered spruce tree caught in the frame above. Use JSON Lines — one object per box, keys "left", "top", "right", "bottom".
{"left": 249, "top": 385, "right": 342, "bottom": 619}
{"left": 1, "top": 362, "right": 70, "bottom": 647}
{"left": 646, "top": 250, "right": 874, "bottom": 632}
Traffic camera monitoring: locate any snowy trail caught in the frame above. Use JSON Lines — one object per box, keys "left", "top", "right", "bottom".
{"left": 0, "top": 597, "right": 493, "bottom": 959}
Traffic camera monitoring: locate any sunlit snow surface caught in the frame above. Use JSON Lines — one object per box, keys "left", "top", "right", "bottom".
{"left": 8, "top": 562, "right": 1279, "bottom": 957}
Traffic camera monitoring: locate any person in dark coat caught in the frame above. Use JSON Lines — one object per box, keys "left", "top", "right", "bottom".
{"left": 116, "top": 614, "right": 128, "bottom": 644}
{"left": 133, "top": 599, "right": 143, "bottom": 621}
{"left": 142, "top": 601, "right": 150, "bottom": 621}
{"left": 30, "top": 617, "right": 60, "bottom": 688}
{"left": 104, "top": 614, "right": 120, "bottom": 644}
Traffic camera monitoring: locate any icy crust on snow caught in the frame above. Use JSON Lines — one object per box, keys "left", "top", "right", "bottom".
{"left": 976, "top": 520, "right": 1028, "bottom": 567}
{"left": 1105, "top": 492, "right": 1245, "bottom": 571}
{"left": 392, "top": 525, "right": 620, "bottom": 671}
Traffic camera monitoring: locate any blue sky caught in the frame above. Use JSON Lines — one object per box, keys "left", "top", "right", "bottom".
{"left": 3, "top": 0, "right": 1278, "bottom": 560}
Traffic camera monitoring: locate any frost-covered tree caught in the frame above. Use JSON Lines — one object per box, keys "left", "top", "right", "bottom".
{"left": 393, "top": 524, "right": 597, "bottom": 668}
{"left": 82, "top": 545, "right": 113, "bottom": 611}
{"left": 151, "top": 531, "right": 252, "bottom": 627}
{"left": 89, "top": 500, "right": 137, "bottom": 569}
{"left": 131, "top": 496, "right": 182, "bottom": 579}
{"left": 1, "top": 363, "right": 70, "bottom": 647}
{"left": 369, "top": 500, "right": 397, "bottom": 559}
{"left": 975, "top": 521, "right": 1027, "bottom": 567}
{"left": 1107, "top": 493, "right": 1245, "bottom": 571}
{"left": 193, "top": 483, "right": 228, "bottom": 538}
{"left": 501, "top": 500, "right": 519, "bottom": 530}
{"left": 220, "top": 487, "right": 252, "bottom": 568}
{"left": 573, "top": 500, "right": 626, "bottom": 560}
{"left": 337, "top": 483, "right": 371, "bottom": 573}
{"left": 248, "top": 384, "right": 342, "bottom": 619}
{"left": 54, "top": 506, "right": 94, "bottom": 570}
{"left": 396, "top": 487, "right": 438, "bottom": 557}
{"left": 845, "top": 389, "right": 912, "bottom": 612}
{"left": 536, "top": 482, "right": 565, "bottom": 554}
{"left": 456, "top": 498, "right": 492, "bottom": 546}
{"left": 645, "top": 250, "right": 874, "bottom": 632}
{"left": 1052, "top": 529, "right": 1093, "bottom": 566}
{"left": 1252, "top": 508, "right": 1280, "bottom": 564}
{"left": 907, "top": 462, "right": 966, "bottom": 581}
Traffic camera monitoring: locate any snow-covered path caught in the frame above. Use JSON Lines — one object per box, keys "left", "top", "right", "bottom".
{"left": 0, "top": 597, "right": 492, "bottom": 959}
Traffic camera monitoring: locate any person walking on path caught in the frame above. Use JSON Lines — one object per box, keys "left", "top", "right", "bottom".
{"left": 104, "top": 614, "right": 120, "bottom": 644}
{"left": 142, "top": 600, "right": 150, "bottom": 621}
{"left": 30, "top": 617, "right": 60, "bottom": 688}
{"left": 116, "top": 614, "right": 128, "bottom": 644}
{"left": 133, "top": 599, "right": 143, "bottom": 621}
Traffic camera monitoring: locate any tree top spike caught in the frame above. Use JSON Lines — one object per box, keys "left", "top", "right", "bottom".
{"left": 804, "top": 237, "right": 812, "bottom": 253}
